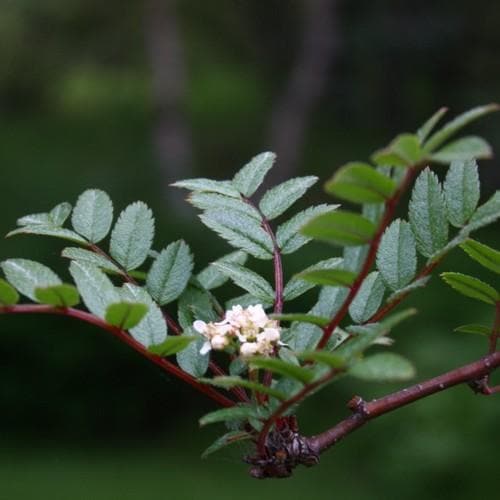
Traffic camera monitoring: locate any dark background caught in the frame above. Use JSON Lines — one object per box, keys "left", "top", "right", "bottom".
{"left": 1, "top": 1, "right": 499, "bottom": 498}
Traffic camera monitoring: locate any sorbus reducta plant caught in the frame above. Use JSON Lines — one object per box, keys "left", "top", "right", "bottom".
{"left": 1, "top": 104, "right": 500, "bottom": 479}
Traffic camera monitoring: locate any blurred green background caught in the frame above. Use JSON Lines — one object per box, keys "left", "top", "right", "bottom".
{"left": 1, "top": 1, "right": 500, "bottom": 498}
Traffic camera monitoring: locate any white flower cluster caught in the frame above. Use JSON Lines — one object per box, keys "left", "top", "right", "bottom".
{"left": 193, "top": 304, "right": 283, "bottom": 359}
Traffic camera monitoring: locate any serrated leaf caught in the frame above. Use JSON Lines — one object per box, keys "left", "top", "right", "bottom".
{"left": 69, "top": 261, "right": 119, "bottom": 318}
{"left": 409, "top": 168, "right": 448, "bottom": 257}
{"left": 49, "top": 202, "right": 72, "bottom": 226}
{"left": 199, "top": 404, "right": 260, "bottom": 427}
{"left": 109, "top": 201, "right": 155, "bottom": 271}
{"left": 199, "top": 210, "right": 273, "bottom": 259}
{"left": 283, "top": 257, "right": 344, "bottom": 301}
{"left": 301, "top": 210, "right": 377, "bottom": 247}
{"left": 148, "top": 336, "right": 197, "bottom": 356}
{"left": 431, "top": 136, "right": 493, "bottom": 164}
{"left": 460, "top": 239, "right": 500, "bottom": 275}
{"left": 259, "top": 176, "right": 318, "bottom": 220}
{"left": 0, "top": 259, "right": 61, "bottom": 302}
{"left": 188, "top": 192, "right": 260, "bottom": 220}
{"left": 200, "top": 376, "right": 287, "bottom": 400}
{"left": 296, "top": 350, "right": 345, "bottom": 368}
{"left": 177, "top": 283, "right": 218, "bottom": 329}
{"left": 325, "top": 162, "right": 397, "bottom": 203}
{"left": 0, "top": 278, "right": 20, "bottom": 305}
{"left": 349, "top": 271, "right": 385, "bottom": 323}
{"left": 441, "top": 272, "right": 499, "bottom": 305}
{"left": 232, "top": 151, "right": 276, "bottom": 197}
{"left": 417, "top": 107, "right": 448, "bottom": 143}
{"left": 466, "top": 191, "right": 500, "bottom": 232}
{"left": 62, "top": 247, "right": 121, "bottom": 274}
{"left": 454, "top": 324, "right": 491, "bottom": 336}
{"left": 17, "top": 212, "right": 52, "bottom": 226}
{"left": 121, "top": 284, "right": 167, "bottom": 346}
{"left": 248, "top": 357, "right": 314, "bottom": 384}
{"left": 349, "top": 353, "right": 415, "bottom": 382}
{"left": 176, "top": 329, "right": 209, "bottom": 377}
{"left": 343, "top": 245, "right": 369, "bottom": 272}
{"left": 377, "top": 219, "right": 417, "bottom": 290}
{"left": 297, "top": 268, "right": 356, "bottom": 288}
{"left": 423, "top": 104, "right": 500, "bottom": 153}
{"left": 7, "top": 226, "right": 88, "bottom": 245}
{"left": 105, "top": 302, "right": 149, "bottom": 330}
{"left": 270, "top": 313, "right": 329, "bottom": 327}
{"left": 201, "top": 430, "right": 252, "bottom": 459}
{"left": 197, "top": 251, "right": 248, "bottom": 290}
{"left": 71, "top": 189, "right": 113, "bottom": 243}
{"left": 276, "top": 204, "right": 339, "bottom": 254}
{"left": 443, "top": 159, "right": 480, "bottom": 227}
{"left": 386, "top": 276, "right": 431, "bottom": 302}
{"left": 212, "top": 262, "right": 274, "bottom": 302}
{"left": 146, "top": 240, "right": 193, "bottom": 305}
{"left": 34, "top": 284, "right": 80, "bottom": 307}
{"left": 172, "top": 178, "right": 241, "bottom": 198}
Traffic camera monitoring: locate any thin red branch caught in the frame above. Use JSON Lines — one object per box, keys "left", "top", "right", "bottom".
{"left": 489, "top": 301, "right": 500, "bottom": 354}
{"left": 0, "top": 304, "right": 235, "bottom": 408}
{"left": 317, "top": 167, "right": 417, "bottom": 349}
{"left": 307, "top": 351, "right": 500, "bottom": 453}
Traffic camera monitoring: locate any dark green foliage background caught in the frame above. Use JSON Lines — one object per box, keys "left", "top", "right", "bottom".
{"left": 1, "top": 1, "right": 499, "bottom": 498}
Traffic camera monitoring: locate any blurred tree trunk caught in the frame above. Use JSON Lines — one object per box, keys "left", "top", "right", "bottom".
{"left": 145, "top": 0, "right": 192, "bottom": 210}
{"left": 268, "top": 0, "right": 339, "bottom": 183}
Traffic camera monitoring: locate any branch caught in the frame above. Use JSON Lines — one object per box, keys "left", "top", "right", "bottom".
{"left": 0, "top": 304, "right": 235, "bottom": 408}
{"left": 307, "top": 351, "right": 500, "bottom": 454}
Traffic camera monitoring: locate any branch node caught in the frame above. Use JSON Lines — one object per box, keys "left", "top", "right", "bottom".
{"left": 347, "top": 395, "right": 368, "bottom": 416}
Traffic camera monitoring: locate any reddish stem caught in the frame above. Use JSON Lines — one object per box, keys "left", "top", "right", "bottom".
{"left": 0, "top": 304, "right": 235, "bottom": 408}
{"left": 489, "top": 301, "right": 500, "bottom": 354}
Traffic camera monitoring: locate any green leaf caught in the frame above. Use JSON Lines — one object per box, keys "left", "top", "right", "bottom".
{"left": 172, "top": 178, "right": 241, "bottom": 198}
{"left": 105, "top": 302, "right": 149, "bottom": 330}
{"left": 284, "top": 257, "right": 344, "bottom": 301}
{"left": 386, "top": 276, "right": 431, "bottom": 303}
{"left": 259, "top": 176, "right": 318, "bottom": 220}
{"left": 71, "top": 189, "right": 113, "bottom": 243}
{"left": 431, "top": 136, "right": 493, "bottom": 164}
{"left": 270, "top": 313, "right": 330, "bottom": 327}
{"left": 176, "top": 329, "right": 209, "bottom": 377}
{"left": 296, "top": 350, "right": 346, "bottom": 368}
{"left": 62, "top": 247, "right": 121, "bottom": 274}
{"left": 416, "top": 107, "right": 448, "bottom": 143}
{"left": 0, "top": 259, "right": 61, "bottom": 302}
{"left": 441, "top": 272, "right": 499, "bottom": 305}
{"left": 325, "top": 162, "right": 397, "bottom": 203}
{"left": 349, "top": 353, "right": 415, "bottom": 382}
{"left": 49, "top": 202, "right": 72, "bottom": 226}
{"left": 349, "top": 271, "right": 385, "bottom": 323}
{"left": 466, "top": 191, "right": 500, "bottom": 232}
{"left": 297, "top": 268, "right": 356, "bottom": 288}
{"left": 276, "top": 204, "right": 339, "bottom": 254}
{"left": 0, "top": 278, "right": 20, "bottom": 305}
{"left": 377, "top": 219, "right": 417, "bottom": 290}
{"left": 201, "top": 430, "right": 252, "bottom": 459}
{"left": 188, "top": 192, "right": 260, "bottom": 220}
{"left": 177, "top": 283, "right": 218, "bottom": 328}
{"left": 454, "top": 324, "right": 491, "bottom": 336}
{"left": 69, "top": 261, "right": 119, "bottom": 318}
{"left": 212, "top": 262, "right": 274, "bottom": 302}
{"left": 34, "top": 284, "right": 80, "bottom": 307}
{"left": 200, "top": 376, "right": 287, "bottom": 400}
{"left": 301, "top": 210, "right": 377, "bottom": 247}
{"left": 372, "top": 134, "right": 422, "bottom": 167}
{"left": 232, "top": 151, "right": 276, "bottom": 197}
{"left": 197, "top": 251, "right": 248, "bottom": 290}
{"left": 199, "top": 404, "right": 260, "bottom": 427}
{"left": 148, "top": 336, "right": 197, "bottom": 356}
{"left": 146, "top": 240, "right": 193, "bottom": 305}
{"left": 343, "top": 245, "right": 369, "bottom": 273}
{"left": 443, "top": 159, "right": 480, "bottom": 227}
{"left": 17, "top": 212, "right": 52, "bottom": 226}
{"left": 121, "top": 284, "right": 167, "bottom": 346}
{"left": 423, "top": 104, "right": 500, "bottom": 153}
{"left": 199, "top": 209, "right": 273, "bottom": 259}
{"left": 248, "top": 357, "right": 314, "bottom": 384}
{"left": 460, "top": 239, "right": 500, "bottom": 275}
{"left": 109, "top": 202, "right": 155, "bottom": 271}
{"left": 7, "top": 226, "right": 88, "bottom": 245}
{"left": 409, "top": 168, "right": 448, "bottom": 257}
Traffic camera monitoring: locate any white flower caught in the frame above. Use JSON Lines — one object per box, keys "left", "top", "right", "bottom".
{"left": 200, "top": 341, "right": 212, "bottom": 355}
{"left": 240, "top": 342, "right": 260, "bottom": 358}
{"left": 246, "top": 304, "right": 269, "bottom": 328}
{"left": 193, "top": 320, "right": 208, "bottom": 335}
{"left": 211, "top": 334, "right": 229, "bottom": 350}
{"left": 257, "top": 327, "right": 281, "bottom": 344}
